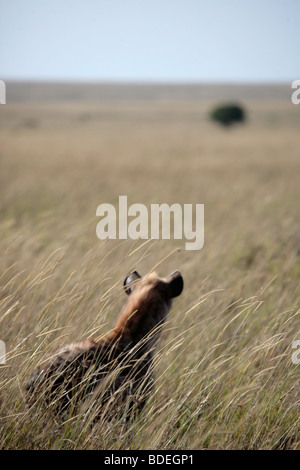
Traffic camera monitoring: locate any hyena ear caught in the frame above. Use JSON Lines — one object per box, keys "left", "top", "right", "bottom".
{"left": 123, "top": 271, "right": 141, "bottom": 295}
{"left": 167, "top": 271, "right": 184, "bottom": 298}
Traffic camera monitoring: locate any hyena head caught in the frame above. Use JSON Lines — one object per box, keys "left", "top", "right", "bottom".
{"left": 112, "top": 270, "right": 184, "bottom": 348}
{"left": 123, "top": 270, "right": 183, "bottom": 301}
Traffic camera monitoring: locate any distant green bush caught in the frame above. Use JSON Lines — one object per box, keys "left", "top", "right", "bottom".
{"left": 210, "top": 103, "right": 246, "bottom": 127}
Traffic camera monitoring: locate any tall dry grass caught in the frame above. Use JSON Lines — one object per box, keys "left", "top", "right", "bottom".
{"left": 0, "top": 90, "right": 299, "bottom": 449}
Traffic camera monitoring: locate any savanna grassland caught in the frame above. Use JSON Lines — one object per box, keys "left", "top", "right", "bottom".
{"left": 0, "top": 82, "right": 299, "bottom": 449}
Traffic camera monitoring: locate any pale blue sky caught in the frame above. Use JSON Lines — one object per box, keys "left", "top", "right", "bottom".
{"left": 0, "top": 0, "right": 299, "bottom": 82}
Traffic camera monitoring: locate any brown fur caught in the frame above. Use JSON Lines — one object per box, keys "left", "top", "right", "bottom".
{"left": 26, "top": 270, "right": 183, "bottom": 420}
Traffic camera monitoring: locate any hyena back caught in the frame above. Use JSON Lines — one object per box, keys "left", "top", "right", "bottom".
{"left": 26, "top": 270, "right": 183, "bottom": 420}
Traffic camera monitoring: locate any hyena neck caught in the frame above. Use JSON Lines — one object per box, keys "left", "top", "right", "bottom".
{"left": 109, "top": 290, "right": 171, "bottom": 353}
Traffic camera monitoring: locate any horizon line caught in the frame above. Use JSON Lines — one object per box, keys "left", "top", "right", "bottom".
{"left": 1, "top": 77, "right": 293, "bottom": 86}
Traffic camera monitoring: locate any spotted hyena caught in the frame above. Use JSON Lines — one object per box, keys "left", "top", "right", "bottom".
{"left": 26, "top": 270, "right": 183, "bottom": 420}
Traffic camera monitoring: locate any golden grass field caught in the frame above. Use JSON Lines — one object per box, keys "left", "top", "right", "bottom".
{"left": 0, "top": 82, "right": 299, "bottom": 449}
